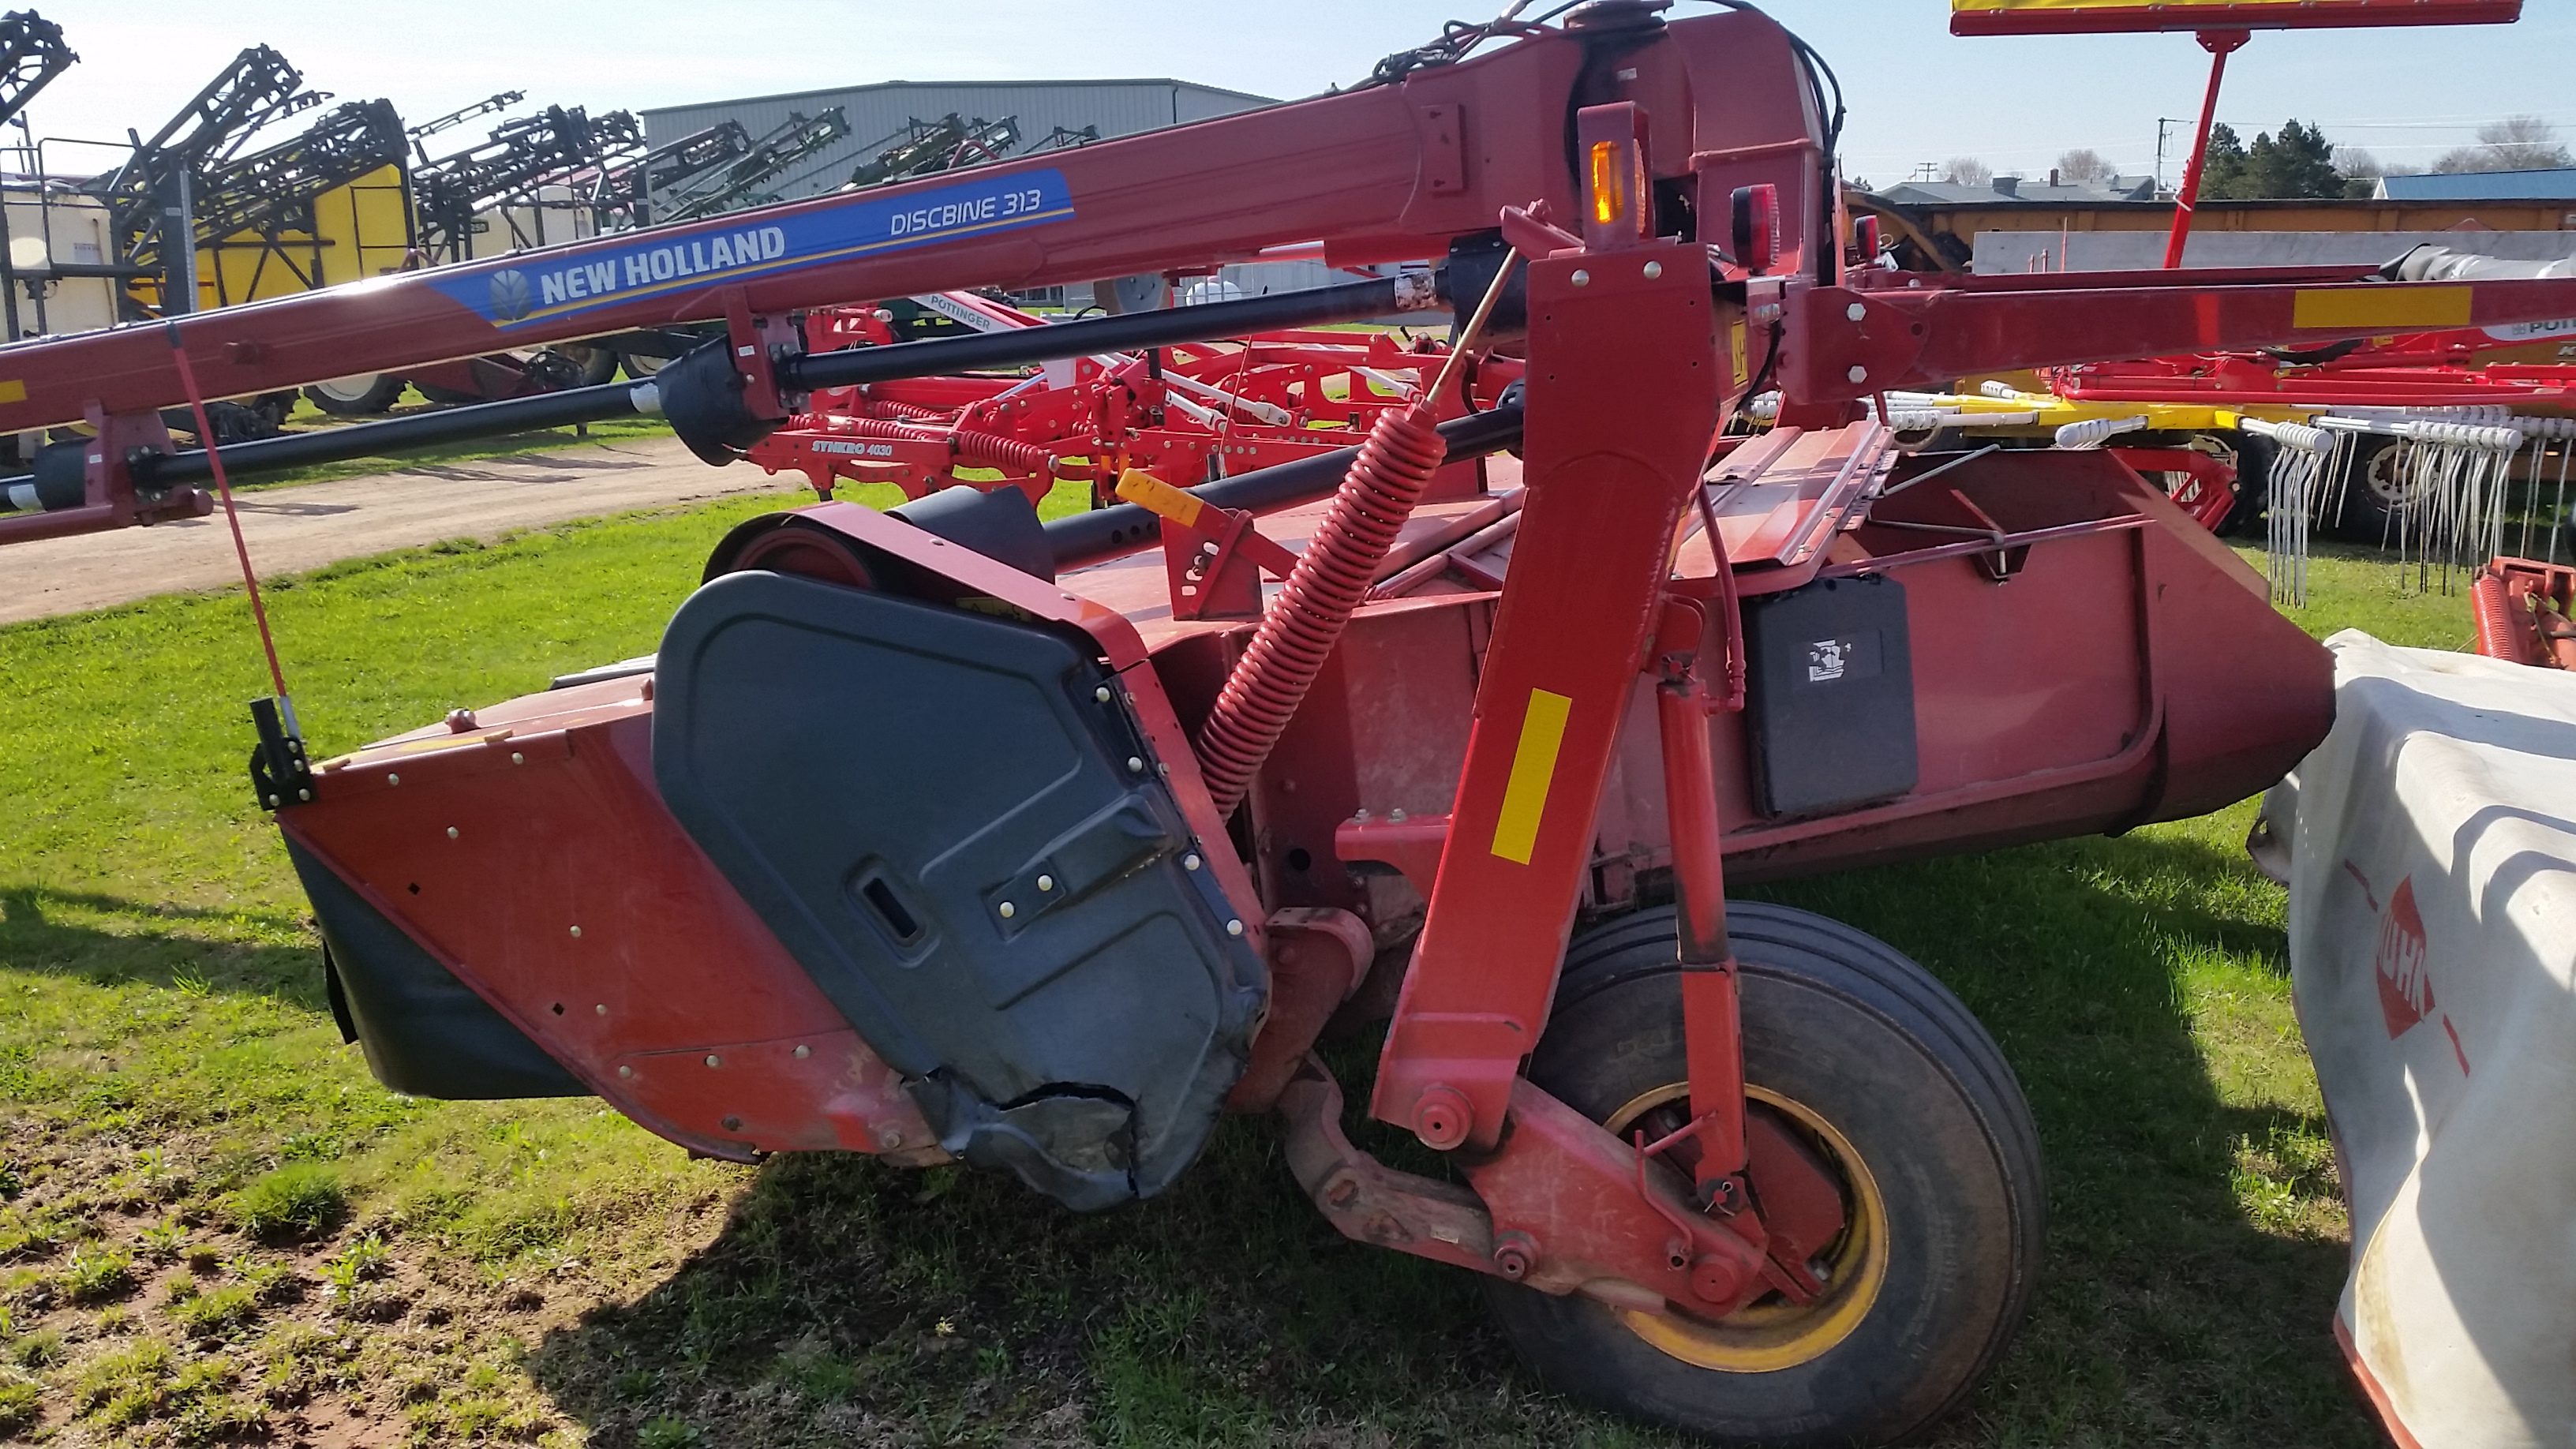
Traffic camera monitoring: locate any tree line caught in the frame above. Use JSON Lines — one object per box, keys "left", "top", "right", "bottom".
{"left": 1928, "top": 114, "right": 2570, "bottom": 200}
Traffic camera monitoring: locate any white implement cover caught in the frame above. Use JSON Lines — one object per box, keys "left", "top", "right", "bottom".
{"left": 2260, "top": 631, "right": 2576, "bottom": 1449}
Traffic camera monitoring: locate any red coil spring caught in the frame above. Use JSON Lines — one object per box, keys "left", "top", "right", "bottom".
{"left": 1195, "top": 404, "right": 1447, "bottom": 818}
{"left": 863, "top": 397, "right": 948, "bottom": 422}
{"left": 952, "top": 429, "right": 1061, "bottom": 478}
{"left": 833, "top": 416, "right": 1058, "bottom": 479}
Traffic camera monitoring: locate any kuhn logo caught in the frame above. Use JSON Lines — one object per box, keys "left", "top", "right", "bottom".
{"left": 2372, "top": 876, "right": 2435, "bottom": 1039}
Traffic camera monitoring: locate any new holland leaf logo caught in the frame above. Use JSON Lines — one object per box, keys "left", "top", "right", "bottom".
{"left": 489, "top": 269, "right": 533, "bottom": 323}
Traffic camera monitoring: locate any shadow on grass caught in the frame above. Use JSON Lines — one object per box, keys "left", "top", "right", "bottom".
{"left": 1754, "top": 829, "right": 2376, "bottom": 1447}
{"left": 0, "top": 884, "right": 324, "bottom": 1012}
{"left": 517, "top": 822, "right": 2380, "bottom": 1448}
{"left": 525, "top": 1108, "right": 1563, "bottom": 1449}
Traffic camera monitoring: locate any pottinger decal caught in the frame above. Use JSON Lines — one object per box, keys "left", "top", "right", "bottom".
{"left": 424, "top": 169, "right": 1075, "bottom": 331}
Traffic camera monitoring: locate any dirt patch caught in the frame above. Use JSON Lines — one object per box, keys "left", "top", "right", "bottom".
{"left": 0, "top": 438, "right": 809, "bottom": 625}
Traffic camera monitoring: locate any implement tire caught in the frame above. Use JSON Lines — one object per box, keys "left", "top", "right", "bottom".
{"left": 1484, "top": 903, "right": 2044, "bottom": 1447}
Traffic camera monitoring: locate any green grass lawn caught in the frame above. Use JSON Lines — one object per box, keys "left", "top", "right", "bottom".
{"left": 0, "top": 511, "right": 2472, "bottom": 1447}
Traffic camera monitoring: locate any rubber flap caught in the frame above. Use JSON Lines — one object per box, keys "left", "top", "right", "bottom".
{"left": 650, "top": 569, "right": 1264, "bottom": 1209}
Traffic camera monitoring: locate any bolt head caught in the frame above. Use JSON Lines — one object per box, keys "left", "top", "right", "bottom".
{"left": 511, "top": 752, "right": 525, "bottom": 765}
{"left": 1413, "top": 1085, "right": 1473, "bottom": 1151}
{"left": 793, "top": 1044, "right": 811, "bottom": 1059}
{"left": 446, "top": 826, "right": 459, "bottom": 840}
{"left": 386, "top": 773, "right": 399, "bottom": 786}
{"left": 617, "top": 1065, "right": 633, "bottom": 1078}
{"left": 705, "top": 1054, "right": 721, "bottom": 1068}
{"left": 1848, "top": 364, "right": 1870, "bottom": 384}
{"left": 1846, "top": 301, "right": 1867, "bottom": 322}
{"left": 568, "top": 925, "right": 582, "bottom": 938}
{"left": 722, "top": 1115, "right": 743, "bottom": 1133}
{"left": 1690, "top": 1252, "right": 1748, "bottom": 1305}
{"left": 595, "top": 1004, "right": 607, "bottom": 1015}
{"left": 1570, "top": 269, "right": 1591, "bottom": 287}
{"left": 1183, "top": 853, "right": 1203, "bottom": 871}
{"left": 1642, "top": 260, "right": 1663, "bottom": 280}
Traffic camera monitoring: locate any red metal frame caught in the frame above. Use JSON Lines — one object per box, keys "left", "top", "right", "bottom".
{"left": 1950, "top": 1, "right": 2520, "bottom": 36}
{"left": 2473, "top": 556, "right": 2576, "bottom": 668}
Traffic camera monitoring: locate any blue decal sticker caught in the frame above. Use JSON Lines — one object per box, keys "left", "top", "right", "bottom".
{"left": 424, "top": 169, "right": 1074, "bottom": 331}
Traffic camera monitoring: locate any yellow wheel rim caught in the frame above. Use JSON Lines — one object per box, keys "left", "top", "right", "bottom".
{"left": 1607, "top": 1083, "right": 1889, "bottom": 1373}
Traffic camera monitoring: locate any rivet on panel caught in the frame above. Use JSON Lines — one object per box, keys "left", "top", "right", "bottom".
{"left": 594, "top": 1004, "right": 607, "bottom": 1016}
{"left": 617, "top": 1065, "right": 633, "bottom": 1078}
{"left": 1184, "top": 854, "right": 1203, "bottom": 871}
{"left": 1226, "top": 919, "right": 1245, "bottom": 937}
{"left": 793, "top": 1044, "right": 811, "bottom": 1059}
{"left": 1095, "top": 686, "right": 1111, "bottom": 702}
{"left": 446, "top": 826, "right": 459, "bottom": 840}
{"left": 1642, "top": 260, "right": 1663, "bottom": 279}
{"left": 1126, "top": 757, "right": 1144, "bottom": 773}
{"left": 511, "top": 752, "right": 525, "bottom": 765}
{"left": 706, "top": 1054, "right": 721, "bottom": 1068}
{"left": 998, "top": 901, "right": 1017, "bottom": 919}
{"left": 569, "top": 925, "right": 582, "bottom": 938}
{"left": 387, "top": 773, "right": 400, "bottom": 786}
{"left": 721, "top": 1115, "right": 743, "bottom": 1133}
{"left": 1036, "top": 875, "right": 1054, "bottom": 893}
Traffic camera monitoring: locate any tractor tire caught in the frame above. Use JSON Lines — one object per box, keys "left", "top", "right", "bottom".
{"left": 2331, "top": 434, "right": 2413, "bottom": 544}
{"left": 2216, "top": 431, "right": 2273, "bottom": 538}
{"left": 1484, "top": 903, "right": 2044, "bottom": 1447}
{"left": 553, "top": 342, "right": 623, "bottom": 388}
{"left": 304, "top": 373, "right": 404, "bottom": 416}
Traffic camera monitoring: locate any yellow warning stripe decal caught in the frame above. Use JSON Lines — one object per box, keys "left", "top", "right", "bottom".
{"left": 0, "top": 380, "right": 23, "bottom": 405}
{"left": 2292, "top": 286, "right": 2473, "bottom": 331}
{"left": 1490, "top": 688, "right": 1573, "bottom": 865}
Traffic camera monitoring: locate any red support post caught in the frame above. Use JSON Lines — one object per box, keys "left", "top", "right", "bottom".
{"left": 2163, "top": 29, "right": 2251, "bottom": 270}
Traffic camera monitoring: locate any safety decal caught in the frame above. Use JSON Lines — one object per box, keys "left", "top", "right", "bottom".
{"left": 425, "top": 168, "right": 1076, "bottom": 331}
{"left": 1490, "top": 688, "right": 1572, "bottom": 866}
{"left": 2291, "top": 286, "right": 2472, "bottom": 332}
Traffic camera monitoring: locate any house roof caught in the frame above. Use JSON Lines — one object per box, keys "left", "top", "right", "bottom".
{"left": 2376, "top": 167, "right": 2576, "bottom": 201}
{"left": 1876, "top": 173, "right": 2159, "bottom": 207}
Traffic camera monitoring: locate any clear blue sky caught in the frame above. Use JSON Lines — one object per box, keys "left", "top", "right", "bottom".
{"left": 17, "top": 1, "right": 2575, "bottom": 189}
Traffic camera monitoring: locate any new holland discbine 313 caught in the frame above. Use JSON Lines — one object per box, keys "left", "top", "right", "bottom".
{"left": 7, "top": 3, "right": 2574, "bottom": 1440}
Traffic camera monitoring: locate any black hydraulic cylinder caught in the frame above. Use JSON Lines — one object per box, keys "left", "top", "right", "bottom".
{"left": 785, "top": 274, "right": 1440, "bottom": 392}
{"left": 1043, "top": 402, "right": 1524, "bottom": 573}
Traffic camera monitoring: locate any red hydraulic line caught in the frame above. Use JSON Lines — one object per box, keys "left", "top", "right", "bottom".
{"left": 2163, "top": 29, "right": 2250, "bottom": 271}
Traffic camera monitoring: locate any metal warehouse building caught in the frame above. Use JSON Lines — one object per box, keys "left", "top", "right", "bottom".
{"left": 639, "top": 78, "right": 1380, "bottom": 303}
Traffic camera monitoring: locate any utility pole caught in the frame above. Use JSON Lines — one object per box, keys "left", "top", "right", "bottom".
{"left": 2155, "top": 117, "right": 2181, "bottom": 197}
